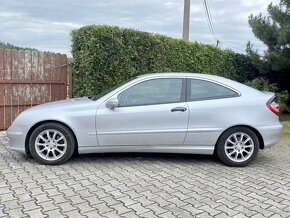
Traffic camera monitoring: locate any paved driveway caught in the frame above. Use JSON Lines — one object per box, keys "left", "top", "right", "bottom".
{"left": 0, "top": 132, "right": 290, "bottom": 218}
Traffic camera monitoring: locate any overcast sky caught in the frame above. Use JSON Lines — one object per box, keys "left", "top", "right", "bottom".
{"left": 0, "top": 0, "right": 279, "bottom": 56}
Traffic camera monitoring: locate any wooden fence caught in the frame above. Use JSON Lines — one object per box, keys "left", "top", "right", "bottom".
{"left": 0, "top": 48, "right": 68, "bottom": 130}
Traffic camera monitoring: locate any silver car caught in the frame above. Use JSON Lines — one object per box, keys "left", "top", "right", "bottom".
{"left": 7, "top": 73, "right": 283, "bottom": 166}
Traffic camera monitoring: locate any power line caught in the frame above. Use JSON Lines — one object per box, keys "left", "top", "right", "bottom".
{"left": 220, "top": 42, "right": 247, "bottom": 53}
{"left": 204, "top": 0, "right": 221, "bottom": 47}
{"left": 203, "top": 0, "right": 218, "bottom": 43}
{"left": 202, "top": 0, "right": 250, "bottom": 54}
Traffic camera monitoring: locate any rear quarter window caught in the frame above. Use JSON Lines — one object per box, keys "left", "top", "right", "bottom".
{"left": 189, "top": 79, "right": 239, "bottom": 101}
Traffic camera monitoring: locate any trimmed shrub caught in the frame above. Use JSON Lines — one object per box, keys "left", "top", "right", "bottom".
{"left": 71, "top": 25, "right": 258, "bottom": 97}
{"left": 0, "top": 41, "right": 37, "bottom": 51}
{"left": 246, "top": 77, "right": 279, "bottom": 92}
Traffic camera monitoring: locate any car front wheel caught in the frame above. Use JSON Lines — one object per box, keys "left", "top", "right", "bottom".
{"left": 29, "top": 123, "right": 75, "bottom": 165}
{"left": 216, "top": 127, "right": 259, "bottom": 167}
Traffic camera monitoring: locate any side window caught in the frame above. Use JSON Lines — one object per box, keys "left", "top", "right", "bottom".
{"left": 118, "top": 78, "right": 183, "bottom": 107}
{"left": 189, "top": 79, "right": 239, "bottom": 101}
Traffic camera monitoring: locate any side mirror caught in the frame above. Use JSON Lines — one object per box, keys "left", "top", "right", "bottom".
{"left": 106, "top": 98, "right": 119, "bottom": 109}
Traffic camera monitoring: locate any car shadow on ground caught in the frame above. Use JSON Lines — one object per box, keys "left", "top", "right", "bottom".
{"left": 68, "top": 151, "right": 276, "bottom": 168}
{"left": 70, "top": 152, "right": 222, "bottom": 166}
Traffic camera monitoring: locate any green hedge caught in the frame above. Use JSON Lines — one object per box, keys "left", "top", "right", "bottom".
{"left": 71, "top": 25, "right": 258, "bottom": 97}
{"left": 0, "top": 41, "right": 37, "bottom": 51}
{"left": 246, "top": 77, "right": 289, "bottom": 113}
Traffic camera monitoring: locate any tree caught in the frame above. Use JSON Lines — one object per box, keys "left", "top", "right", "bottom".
{"left": 249, "top": 0, "right": 290, "bottom": 70}
{"left": 248, "top": 0, "right": 290, "bottom": 97}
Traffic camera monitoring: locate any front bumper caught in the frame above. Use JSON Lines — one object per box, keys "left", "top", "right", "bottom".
{"left": 6, "top": 130, "right": 26, "bottom": 154}
{"left": 256, "top": 124, "right": 283, "bottom": 149}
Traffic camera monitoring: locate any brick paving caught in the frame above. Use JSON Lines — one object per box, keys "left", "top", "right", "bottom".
{"left": 0, "top": 131, "right": 290, "bottom": 217}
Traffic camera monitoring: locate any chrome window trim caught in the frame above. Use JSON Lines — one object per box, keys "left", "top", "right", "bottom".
{"left": 99, "top": 76, "right": 180, "bottom": 104}
{"left": 98, "top": 74, "right": 242, "bottom": 106}
{"left": 115, "top": 77, "right": 187, "bottom": 108}
{"left": 186, "top": 77, "right": 241, "bottom": 102}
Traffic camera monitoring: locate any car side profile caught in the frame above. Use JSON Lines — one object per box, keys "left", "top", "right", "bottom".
{"left": 7, "top": 73, "right": 283, "bottom": 166}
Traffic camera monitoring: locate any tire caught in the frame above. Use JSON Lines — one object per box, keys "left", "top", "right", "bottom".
{"left": 216, "top": 127, "right": 259, "bottom": 167}
{"left": 29, "top": 122, "right": 75, "bottom": 165}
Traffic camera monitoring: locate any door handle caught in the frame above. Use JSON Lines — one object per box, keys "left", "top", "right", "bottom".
{"left": 171, "top": 107, "right": 187, "bottom": 112}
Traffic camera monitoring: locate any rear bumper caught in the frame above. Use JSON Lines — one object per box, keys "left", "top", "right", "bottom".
{"left": 256, "top": 124, "right": 283, "bottom": 149}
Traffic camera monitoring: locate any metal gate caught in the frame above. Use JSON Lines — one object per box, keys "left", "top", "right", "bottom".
{"left": 0, "top": 49, "right": 68, "bottom": 130}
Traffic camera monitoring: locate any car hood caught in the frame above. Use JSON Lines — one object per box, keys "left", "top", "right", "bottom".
{"left": 30, "top": 97, "right": 92, "bottom": 110}
{"left": 19, "top": 96, "right": 95, "bottom": 119}
{"left": 9, "top": 97, "right": 98, "bottom": 128}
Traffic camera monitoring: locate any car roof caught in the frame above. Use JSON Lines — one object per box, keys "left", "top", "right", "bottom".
{"left": 138, "top": 72, "right": 230, "bottom": 80}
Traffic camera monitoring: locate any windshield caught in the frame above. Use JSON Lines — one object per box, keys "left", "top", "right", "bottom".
{"left": 88, "top": 77, "right": 137, "bottom": 101}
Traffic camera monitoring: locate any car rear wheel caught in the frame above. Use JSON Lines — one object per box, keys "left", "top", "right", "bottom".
{"left": 216, "top": 127, "right": 259, "bottom": 167}
{"left": 29, "top": 123, "right": 75, "bottom": 165}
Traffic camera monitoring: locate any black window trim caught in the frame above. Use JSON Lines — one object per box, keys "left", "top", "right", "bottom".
{"left": 186, "top": 78, "right": 241, "bottom": 102}
{"left": 117, "top": 78, "right": 187, "bottom": 108}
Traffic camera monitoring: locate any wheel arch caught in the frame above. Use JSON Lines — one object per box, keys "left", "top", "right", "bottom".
{"left": 25, "top": 120, "right": 79, "bottom": 156}
{"left": 214, "top": 125, "right": 265, "bottom": 154}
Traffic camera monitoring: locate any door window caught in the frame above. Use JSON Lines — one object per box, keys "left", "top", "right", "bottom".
{"left": 189, "top": 79, "right": 239, "bottom": 101}
{"left": 118, "top": 78, "right": 183, "bottom": 107}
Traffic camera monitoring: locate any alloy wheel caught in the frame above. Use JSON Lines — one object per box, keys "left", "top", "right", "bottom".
{"left": 35, "top": 129, "right": 67, "bottom": 161}
{"left": 224, "top": 132, "right": 254, "bottom": 163}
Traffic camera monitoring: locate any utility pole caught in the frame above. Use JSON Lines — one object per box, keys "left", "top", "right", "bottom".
{"left": 182, "top": 0, "right": 191, "bottom": 41}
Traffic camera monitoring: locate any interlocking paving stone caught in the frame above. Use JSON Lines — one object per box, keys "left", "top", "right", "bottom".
{"left": 128, "top": 203, "right": 149, "bottom": 215}
{"left": 0, "top": 131, "right": 290, "bottom": 217}
{"left": 25, "top": 208, "right": 46, "bottom": 218}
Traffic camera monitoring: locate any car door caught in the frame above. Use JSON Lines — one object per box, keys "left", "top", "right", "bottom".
{"left": 96, "top": 77, "right": 189, "bottom": 146}
{"left": 184, "top": 78, "right": 241, "bottom": 147}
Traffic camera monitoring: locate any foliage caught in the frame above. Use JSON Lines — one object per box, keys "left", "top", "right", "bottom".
{"left": 246, "top": 42, "right": 271, "bottom": 75}
{"left": 278, "top": 90, "right": 290, "bottom": 113}
{"left": 245, "top": 77, "right": 278, "bottom": 92}
{"left": 249, "top": 0, "right": 290, "bottom": 71}
{"left": 0, "top": 41, "right": 37, "bottom": 51}
{"left": 248, "top": 0, "right": 290, "bottom": 94}
{"left": 246, "top": 77, "right": 289, "bottom": 112}
{"left": 71, "top": 25, "right": 257, "bottom": 97}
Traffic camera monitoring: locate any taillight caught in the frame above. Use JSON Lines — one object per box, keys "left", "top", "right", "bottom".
{"left": 266, "top": 96, "right": 280, "bottom": 116}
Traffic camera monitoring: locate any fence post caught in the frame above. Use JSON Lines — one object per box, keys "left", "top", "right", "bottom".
{"left": 68, "top": 64, "right": 73, "bottom": 99}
